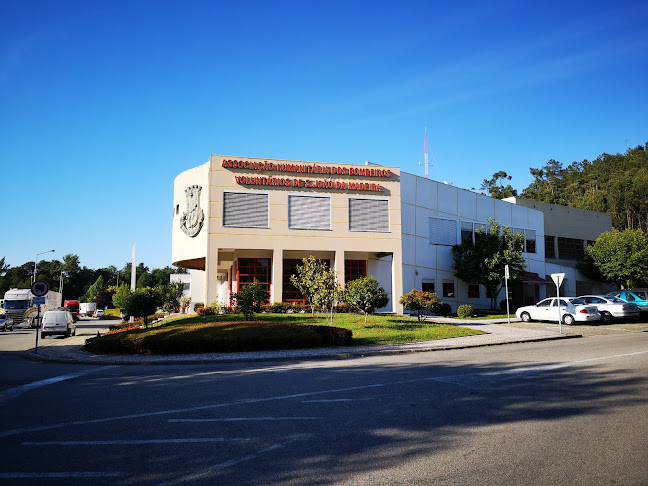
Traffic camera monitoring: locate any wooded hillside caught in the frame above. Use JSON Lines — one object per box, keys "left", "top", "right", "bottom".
{"left": 514, "top": 143, "right": 647, "bottom": 231}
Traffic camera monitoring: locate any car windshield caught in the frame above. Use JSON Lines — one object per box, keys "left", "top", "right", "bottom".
{"left": 4, "top": 300, "right": 29, "bottom": 309}
{"left": 569, "top": 298, "right": 586, "bottom": 305}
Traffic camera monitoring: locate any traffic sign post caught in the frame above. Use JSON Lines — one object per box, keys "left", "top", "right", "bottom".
{"left": 550, "top": 273, "right": 565, "bottom": 334}
{"left": 31, "top": 281, "right": 49, "bottom": 353}
{"left": 504, "top": 265, "right": 511, "bottom": 326}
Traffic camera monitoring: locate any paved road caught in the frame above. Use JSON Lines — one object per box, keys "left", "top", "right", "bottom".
{"left": 0, "top": 332, "right": 647, "bottom": 485}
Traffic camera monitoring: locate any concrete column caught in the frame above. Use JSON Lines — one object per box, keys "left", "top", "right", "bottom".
{"left": 334, "top": 250, "right": 345, "bottom": 286}
{"left": 391, "top": 251, "right": 403, "bottom": 314}
{"left": 271, "top": 249, "right": 283, "bottom": 303}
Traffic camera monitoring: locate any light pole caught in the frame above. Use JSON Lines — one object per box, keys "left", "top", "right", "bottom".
{"left": 33, "top": 250, "right": 55, "bottom": 284}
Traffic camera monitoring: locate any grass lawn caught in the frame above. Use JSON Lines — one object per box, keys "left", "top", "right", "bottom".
{"left": 85, "top": 313, "right": 485, "bottom": 355}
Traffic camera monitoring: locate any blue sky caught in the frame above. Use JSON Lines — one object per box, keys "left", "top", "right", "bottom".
{"left": 2, "top": 0, "right": 647, "bottom": 272}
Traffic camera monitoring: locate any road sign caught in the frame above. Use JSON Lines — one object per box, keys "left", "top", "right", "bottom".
{"left": 550, "top": 273, "right": 565, "bottom": 288}
{"left": 31, "top": 280, "right": 49, "bottom": 297}
{"left": 32, "top": 296, "right": 46, "bottom": 305}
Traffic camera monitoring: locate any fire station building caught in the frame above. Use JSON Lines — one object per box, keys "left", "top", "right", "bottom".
{"left": 172, "top": 155, "right": 612, "bottom": 314}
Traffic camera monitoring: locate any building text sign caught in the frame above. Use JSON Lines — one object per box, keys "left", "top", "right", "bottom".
{"left": 222, "top": 159, "right": 391, "bottom": 193}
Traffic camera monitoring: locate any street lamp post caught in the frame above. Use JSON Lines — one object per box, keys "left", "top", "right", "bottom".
{"left": 59, "top": 271, "right": 69, "bottom": 307}
{"left": 33, "top": 250, "right": 55, "bottom": 284}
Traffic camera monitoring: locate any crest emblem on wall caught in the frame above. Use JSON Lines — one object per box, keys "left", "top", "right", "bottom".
{"left": 180, "top": 185, "right": 205, "bottom": 237}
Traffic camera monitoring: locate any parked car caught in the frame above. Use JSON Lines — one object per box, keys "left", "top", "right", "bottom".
{"left": 579, "top": 294, "right": 641, "bottom": 323}
{"left": 41, "top": 310, "right": 76, "bottom": 338}
{"left": 606, "top": 290, "right": 648, "bottom": 316}
{"left": 516, "top": 297, "right": 600, "bottom": 325}
{"left": 0, "top": 310, "right": 13, "bottom": 332}
{"left": 93, "top": 309, "right": 104, "bottom": 318}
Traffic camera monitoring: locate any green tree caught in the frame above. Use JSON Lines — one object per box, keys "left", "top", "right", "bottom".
{"left": 112, "top": 284, "right": 131, "bottom": 309}
{"left": 312, "top": 267, "right": 343, "bottom": 325}
{"left": 480, "top": 171, "right": 518, "bottom": 199}
{"left": 290, "top": 257, "right": 329, "bottom": 316}
{"left": 232, "top": 283, "right": 269, "bottom": 320}
{"left": 82, "top": 275, "right": 107, "bottom": 302}
{"left": 399, "top": 289, "right": 441, "bottom": 322}
{"left": 586, "top": 229, "right": 648, "bottom": 288}
{"left": 160, "top": 281, "right": 185, "bottom": 313}
{"left": 124, "top": 287, "right": 162, "bottom": 327}
{"left": 344, "top": 276, "right": 389, "bottom": 322}
{"left": 452, "top": 218, "right": 526, "bottom": 309}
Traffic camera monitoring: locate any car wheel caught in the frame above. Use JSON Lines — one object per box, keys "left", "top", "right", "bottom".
{"left": 600, "top": 311, "right": 613, "bottom": 324}
{"left": 72, "top": 328, "right": 76, "bottom": 336}
{"left": 1, "top": 323, "right": 5, "bottom": 332}
{"left": 41, "top": 333, "right": 45, "bottom": 339}
{"left": 520, "top": 312, "right": 531, "bottom": 322}
{"left": 563, "top": 314, "right": 575, "bottom": 325}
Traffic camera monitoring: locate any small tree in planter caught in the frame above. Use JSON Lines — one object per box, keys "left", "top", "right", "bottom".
{"left": 344, "top": 276, "right": 389, "bottom": 323}
{"left": 400, "top": 289, "right": 442, "bottom": 322}
{"left": 179, "top": 297, "right": 191, "bottom": 313}
{"left": 232, "top": 283, "right": 269, "bottom": 321}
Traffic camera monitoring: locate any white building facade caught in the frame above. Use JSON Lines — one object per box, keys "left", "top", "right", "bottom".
{"left": 172, "top": 155, "right": 612, "bottom": 313}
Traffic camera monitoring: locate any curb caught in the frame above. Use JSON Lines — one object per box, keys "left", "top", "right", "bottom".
{"left": 23, "top": 333, "right": 582, "bottom": 366}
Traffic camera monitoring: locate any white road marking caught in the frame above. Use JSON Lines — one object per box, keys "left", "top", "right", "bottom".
{"left": 22, "top": 438, "right": 250, "bottom": 446}
{"left": 157, "top": 438, "right": 305, "bottom": 486}
{"left": 0, "top": 366, "right": 117, "bottom": 406}
{"left": 301, "top": 398, "right": 376, "bottom": 403}
{"left": 0, "top": 472, "right": 126, "bottom": 478}
{"left": 2, "top": 349, "right": 648, "bottom": 439}
{"left": 169, "top": 417, "right": 322, "bottom": 422}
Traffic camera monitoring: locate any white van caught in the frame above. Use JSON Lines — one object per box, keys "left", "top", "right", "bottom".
{"left": 41, "top": 310, "right": 76, "bottom": 338}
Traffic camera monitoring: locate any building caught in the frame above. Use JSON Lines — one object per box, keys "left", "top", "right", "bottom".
{"left": 172, "top": 155, "right": 612, "bottom": 313}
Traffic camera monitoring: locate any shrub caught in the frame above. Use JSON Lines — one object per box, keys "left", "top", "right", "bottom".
{"left": 400, "top": 289, "right": 442, "bottom": 322}
{"left": 231, "top": 284, "right": 269, "bottom": 321}
{"left": 437, "top": 303, "right": 452, "bottom": 316}
{"left": 195, "top": 306, "right": 214, "bottom": 316}
{"left": 193, "top": 302, "right": 204, "bottom": 310}
{"left": 334, "top": 302, "right": 352, "bottom": 313}
{"left": 209, "top": 301, "right": 226, "bottom": 314}
{"left": 457, "top": 305, "right": 473, "bottom": 318}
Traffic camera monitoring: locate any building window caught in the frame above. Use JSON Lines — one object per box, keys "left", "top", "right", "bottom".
{"left": 345, "top": 260, "right": 367, "bottom": 282}
{"left": 461, "top": 222, "right": 474, "bottom": 242}
{"left": 429, "top": 218, "right": 457, "bottom": 246}
{"left": 525, "top": 229, "right": 536, "bottom": 253}
{"left": 349, "top": 198, "right": 389, "bottom": 232}
{"left": 288, "top": 195, "right": 330, "bottom": 230}
{"left": 442, "top": 280, "right": 455, "bottom": 298}
{"left": 237, "top": 258, "right": 271, "bottom": 295}
{"left": 468, "top": 283, "right": 480, "bottom": 298}
{"left": 223, "top": 192, "right": 269, "bottom": 228}
{"left": 422, "top": 281, "right": 435, "bottom": 293}
{"left": 281, "top": 258, "right": 330, "bottom": 302}
{"left": 558, "top": 237, "right": 584, "bottom": 260}
{"left": 545, "top": 235, "right": 556, "bottom": 258}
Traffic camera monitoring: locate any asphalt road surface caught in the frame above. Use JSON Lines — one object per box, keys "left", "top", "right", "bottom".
{"left": 0, "top": 332, "right": 647, "bottom": 485}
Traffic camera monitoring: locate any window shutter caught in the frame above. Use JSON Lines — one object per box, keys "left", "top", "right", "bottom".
{"left": 289, "top": 195, "right": 330, "bottom": 230}
{"left": 223, "top": 192, "right": 268, "bottom": 228}
{"left": 429, "top": 217, "right": 457, "bottom": 245}
{"left": 349, "top": 198, "right": 389, "bottom": 232}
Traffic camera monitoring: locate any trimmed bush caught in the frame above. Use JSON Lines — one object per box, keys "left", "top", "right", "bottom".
{"left": 195, "top": 306, "right": 214, "bottom": 316}
{"left": 193, "top": 302, "right": 204, "bottom": 310}
{"left": 457, "top": 305, "right": 474, "bottom": 318}
{"left": 437, "top": 303, "right": 452, "bottom": 316}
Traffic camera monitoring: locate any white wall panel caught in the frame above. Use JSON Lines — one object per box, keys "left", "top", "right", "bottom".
{"left": 494, "top": 199, "right": 512, "bottom": 226}
{"left": 436, "top": 246, "right": 454, "bottom": 273}
{"left": 511, "top": 204, "right": 528, "bottom": 228}
{"left": 401, "top": 203, "right": 416, "bottom": 235}
{"left": 476, "top": 194, "right": 495, "bottom": 222}
{"left": 416, "top": 178, "right": 438, "bottom": 210}
{"left": 457, "top": 190, "right": 477, "bottom": 219}
{"left": 401, "top": 234, "right": 416, "bottom": 266}
{"left": 438, "top": 183, "right": 458, "bottom": 216}
{"left": 400, "top": 172, "right": 416, "bottom": 205}
{"left": 416, "top": 237, "right": 437, "bottom": 269}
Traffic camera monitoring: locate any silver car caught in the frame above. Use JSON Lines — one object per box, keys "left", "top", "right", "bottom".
{"left": 578, "top": 295, "right": 641, "bottom": 323}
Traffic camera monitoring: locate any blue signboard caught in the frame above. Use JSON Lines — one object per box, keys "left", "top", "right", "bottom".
{"left": 32, "top": 297, "right": 46, "bottom": 305}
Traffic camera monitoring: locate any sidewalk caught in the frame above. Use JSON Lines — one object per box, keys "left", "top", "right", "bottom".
{"left": 27, "top": 318, "right": 579, "bottom": 365}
